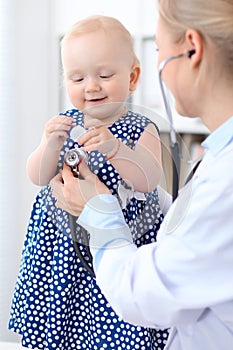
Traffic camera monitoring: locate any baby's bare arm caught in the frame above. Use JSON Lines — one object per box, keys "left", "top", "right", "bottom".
{"left": 110, "top": 123, "right": 162, "bottom": 193}
{"left": 26, "top": 116, "right": 73, "bottom": 186}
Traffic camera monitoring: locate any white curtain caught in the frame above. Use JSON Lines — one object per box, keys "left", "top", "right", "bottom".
{"left": 0, "top": 0, "right": 54, "bottom": 343}
{"left": 0, "top": 0, "right": 22, "bottom": 343}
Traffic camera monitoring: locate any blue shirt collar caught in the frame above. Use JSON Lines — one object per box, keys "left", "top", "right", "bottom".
{"left": 202, "top": 116, "right": 233, "bottom": 156}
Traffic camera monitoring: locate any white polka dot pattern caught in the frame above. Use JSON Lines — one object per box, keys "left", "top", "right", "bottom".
{"left": 9, "top": 109, "right": 169, "bottom": 349}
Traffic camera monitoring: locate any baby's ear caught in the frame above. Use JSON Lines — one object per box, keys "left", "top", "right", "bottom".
{"left": 129, "top": 64, "right": 140, "bottom": 92}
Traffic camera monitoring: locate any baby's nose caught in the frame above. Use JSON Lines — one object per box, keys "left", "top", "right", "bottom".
{"left": 85, "top": 77, "right": 101, "bottom": 92}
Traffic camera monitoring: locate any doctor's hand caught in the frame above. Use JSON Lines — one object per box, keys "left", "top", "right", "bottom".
{"left": 50, "top": 163, "right": 111, "bottom": 217}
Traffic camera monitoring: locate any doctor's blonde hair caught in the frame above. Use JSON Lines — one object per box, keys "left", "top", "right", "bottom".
{"left": 157, "top": 0, "right": 233, "bottom": 70}
{"left": 61, "top": 15, "right": 139, "bottom": 67}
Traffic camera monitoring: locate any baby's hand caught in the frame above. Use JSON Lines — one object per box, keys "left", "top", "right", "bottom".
{"left": 78, "top": 119, "right": 119, "bottom": 157}
{"left": 44, "top": 115, "right": 74, "bottom": 151}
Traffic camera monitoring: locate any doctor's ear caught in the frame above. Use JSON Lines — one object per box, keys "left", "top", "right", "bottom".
{"left": 129, "top": 64, "right": 141, "bottom": 92}
{"left": 185, "top": 29, "right": 203, "bottom": 66}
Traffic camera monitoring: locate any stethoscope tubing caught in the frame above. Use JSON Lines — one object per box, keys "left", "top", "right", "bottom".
{"left": 69, "top": 213, "right": 96, "bottom": 277}
{"left": 158, "top": 54, "right": 184, "bottom": 201}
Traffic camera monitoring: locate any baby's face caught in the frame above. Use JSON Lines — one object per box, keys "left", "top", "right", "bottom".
{"left": 62, "top": 29, "right": 137, "bottom": 123}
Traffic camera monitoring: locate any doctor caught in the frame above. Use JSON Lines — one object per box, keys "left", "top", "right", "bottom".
{"left": 50, "top": 0, "right": 233, "bottom": 349}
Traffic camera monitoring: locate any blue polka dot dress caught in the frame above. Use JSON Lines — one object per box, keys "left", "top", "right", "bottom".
{"left": 9, "top": 109, "right": 169, "bottom": 349}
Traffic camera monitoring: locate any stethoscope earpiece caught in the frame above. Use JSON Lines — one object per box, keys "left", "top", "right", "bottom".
{"left": 187, "top": 49, "right": 196, "bottom": 58}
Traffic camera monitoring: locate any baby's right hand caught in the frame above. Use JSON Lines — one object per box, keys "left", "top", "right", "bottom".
{"left": 44, "top": 115, "right": 74, "bottom": 151}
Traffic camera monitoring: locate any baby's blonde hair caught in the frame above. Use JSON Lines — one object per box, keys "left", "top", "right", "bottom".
{"left": 61, "top": 15, "right": 139, "bottom": 66}
{"left": 158, "top": 0, "right": 233, "bottom": 70}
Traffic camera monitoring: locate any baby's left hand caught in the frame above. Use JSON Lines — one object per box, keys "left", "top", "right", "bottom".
{"left": 78, "top": 119, "right": 118, "bottom": 157}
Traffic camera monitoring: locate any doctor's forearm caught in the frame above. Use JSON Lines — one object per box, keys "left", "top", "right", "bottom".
{"left": 77, "top": 194, "right": 174, "bottom": 328}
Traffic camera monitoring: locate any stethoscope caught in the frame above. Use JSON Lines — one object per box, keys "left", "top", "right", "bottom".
{"left": 158, "top": 49, "right": 195, "bottom": 201}
{"left": 64, "top": 144, "right": 96, "bottom": 277}
{"left": 66, "top": 49, "right": 196, "bottom": 277}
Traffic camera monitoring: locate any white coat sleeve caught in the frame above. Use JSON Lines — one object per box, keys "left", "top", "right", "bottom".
{"left": 77, "top": 161, "right": 233, "bottom": 329}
